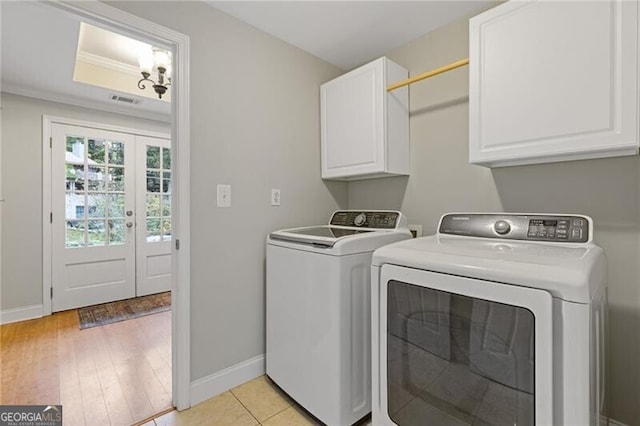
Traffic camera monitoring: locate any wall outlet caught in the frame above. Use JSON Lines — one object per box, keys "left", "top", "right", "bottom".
{"left": 217, "top": 184, "right": 231, "bottom": 207}
{"left": 409, "top": 224, "right": 423, "bottom": 238}
{"left": 271, "top": 189, "right": 281, "bottom": 206}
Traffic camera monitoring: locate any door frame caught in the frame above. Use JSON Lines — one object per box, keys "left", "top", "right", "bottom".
{"left": 41, "top": 0, "right": 191, "bottom": 411}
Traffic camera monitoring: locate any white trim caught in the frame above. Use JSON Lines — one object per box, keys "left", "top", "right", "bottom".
{"left": 0, "top": 0, "right": 2, "bottom": 340}
{"left": 190, "top": 355, "right": 266, "bottom": 407}
{"left": 43, "top": 0, "right": 191, "bottom": 411}
{"left": 44, "top": 115, "right": 170, "bottom": 141}
{"left": 76, "top": 50, "right": 142, "bottom": 79}
{"left": 170, "top": 7, "right": 192, "bottom": 413}
{"left": 2, "top": 83, "right": 170, "bottom": 123}
{"left": 0, "top": 305, "right": 43, "bottom": 325}
{"left": 42, "top": 117, "right": 53, "bottom": 317}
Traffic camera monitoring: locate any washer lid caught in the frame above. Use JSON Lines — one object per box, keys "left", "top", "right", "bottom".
{"left": 372, "top": 235, "right": 606, "bottom": 303}
{"left": 269, "top": 226, "right": 373, "bottom": 248}
{"left": 268, "top": 210, "right": 410, "bottom": 252}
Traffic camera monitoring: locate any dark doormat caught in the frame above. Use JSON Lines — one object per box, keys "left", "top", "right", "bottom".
{"left": 77, "top": 292, "right": 171, "bottom": 329}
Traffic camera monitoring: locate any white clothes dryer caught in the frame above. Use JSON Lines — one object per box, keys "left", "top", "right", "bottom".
{"left": 267, "top": 210, "right": 412, "bottom": 426}
{"left": 371, "top": 213, "right": 607, "bottom": 426}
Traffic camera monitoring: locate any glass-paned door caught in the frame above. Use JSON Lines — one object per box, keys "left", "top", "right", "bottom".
{"left": 52, "top": 124, "right": 136, "bottom": 311}
{"left": 136, "top": 135, "right": 172, "bottom": 296}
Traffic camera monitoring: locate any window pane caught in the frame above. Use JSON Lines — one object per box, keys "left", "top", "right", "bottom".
{"left": 87, "top": 194, "right": 106, "bottom": 218}
{"left": 108, "top": 194, "right": 125, "bottom": 218}
{"left": 65, "top": 220, "right": 85, "bottom": 248}
{"left": 162, "top": 171, "right": 171, "bottom": 193}
{"left": 163, "top": 147, "right": 171, "bottom": 169}
{"left": 66, "top": 136, "right": 85, "bottom": 157}
{"left": 147, "top": 194, "right": 161, "bottom": 217}
{"left": 162, "top": 218, "right": 171, "bottom": 240}
{"left": 147, "top": 146, "right": 161, "bottom": 168}
{"left": 87, "top": 166, "right": 106, "bottom": 191}
{"left": 147, "top": 218, "right": 161, "bottom": 242}
{"left": 162, "top": 194, "right": 171, "bottom": 216}
{"left": 75, "top": 205, "right": 85, "bottom": 219}
{"left": 108, "top": 141, "right": 125, "bottom": 165}
{"left": 66, "top": 164, "right": 85, "bottom": 191}
{"left": 66, "top": 192, "right": 85, "bottom": 220}
{"left": 87, "top": 220, "right": 106, "bottom": 246}
{"left": 108, "top": 220, "right": 125, "bottom": 245}
{"left": 108, "top": 167, "right": 124, "bottom": 191}
{"left": 87, "top": 139, "right": 105, "bottom": 164}
{"left": 147, "top": 171, "right": 161, "bottom": 193}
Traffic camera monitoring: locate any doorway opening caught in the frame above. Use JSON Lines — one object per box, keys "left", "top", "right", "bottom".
{"left": 0, "top": 0, "right": 191, "bottom": 419}
{"left": 47, "top": 0, "right": 192, "bottom": 412}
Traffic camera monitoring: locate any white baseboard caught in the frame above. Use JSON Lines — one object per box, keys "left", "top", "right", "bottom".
{"left": 0, "top": 304, "right": 43, "bottom": 325}
{"left": 190, "top": 354, "right": 265, "bottom": 407}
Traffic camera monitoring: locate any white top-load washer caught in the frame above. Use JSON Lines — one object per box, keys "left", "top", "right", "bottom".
{"left": 371, "top": 213, "right": 607, "bottom": 426}
{"left": 267, "top": 210, "right": 412, "bottom": 426}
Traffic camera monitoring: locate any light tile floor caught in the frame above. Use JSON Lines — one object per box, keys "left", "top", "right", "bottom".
{"left": 141, "top": 375, "right": 372, "bottom": 426}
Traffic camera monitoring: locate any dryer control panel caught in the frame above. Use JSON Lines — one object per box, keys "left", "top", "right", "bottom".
{"left": 439, "top": 214, "right": 591, "bottom": 243}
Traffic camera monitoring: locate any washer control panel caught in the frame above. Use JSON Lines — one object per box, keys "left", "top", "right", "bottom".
{"left": 330, "top": 211, "right": 400, "bottom": 229}
{"left": 439, "top": 214, "right": 590, "bottom": 243}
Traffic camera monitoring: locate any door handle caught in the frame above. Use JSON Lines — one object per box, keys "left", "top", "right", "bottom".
{"left": 126, "top": 210, "right": 134, "bottom": 216}
{"left": 126, "top": 222, "right": 133, "bottom": 228}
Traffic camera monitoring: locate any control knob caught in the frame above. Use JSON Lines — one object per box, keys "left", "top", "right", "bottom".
{"left": 494, "top": 220, "right": 511, "bottom": 235}
{"left": 354, "top": 213, "right": 367, "bottom": 226}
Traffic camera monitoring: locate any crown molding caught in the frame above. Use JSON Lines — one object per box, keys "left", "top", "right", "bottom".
{"left": 76, "top": 50, "right": 142, "bottom": 79}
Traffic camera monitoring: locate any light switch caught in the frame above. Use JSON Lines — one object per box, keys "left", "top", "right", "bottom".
{"left": 217, "top": 184, "right": 231, "bottom": 207}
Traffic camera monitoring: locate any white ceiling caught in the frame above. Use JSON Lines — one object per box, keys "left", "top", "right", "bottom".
{"left": 1, "top": 1, "right": 493, "bottom": 120}
{"left": 207, "top": 1, "right": 494, "bottom": 70}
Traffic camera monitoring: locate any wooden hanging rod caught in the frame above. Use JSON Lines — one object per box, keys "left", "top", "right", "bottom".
{"left": 386, "top": 58, "right": 470, "bottom": 92}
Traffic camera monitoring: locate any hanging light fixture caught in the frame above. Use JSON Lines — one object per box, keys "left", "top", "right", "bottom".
{"left": 138, "top": 47, "right": 171, "bottom": 99}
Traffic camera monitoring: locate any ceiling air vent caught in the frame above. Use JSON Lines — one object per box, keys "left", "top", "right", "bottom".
{"left": 109, "top": 94, "right": 141, "bottom": 105}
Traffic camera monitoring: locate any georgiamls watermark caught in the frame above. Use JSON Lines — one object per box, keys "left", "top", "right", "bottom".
{"left": 0, "top": 405, "right": 62, "bottom": 426}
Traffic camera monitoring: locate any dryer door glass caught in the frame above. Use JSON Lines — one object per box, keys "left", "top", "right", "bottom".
{"left": 386, "top": 280, "right": 535, "bottom": 425}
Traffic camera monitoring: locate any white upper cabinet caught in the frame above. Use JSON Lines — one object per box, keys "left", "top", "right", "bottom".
{"left": 321, "top": 57, "right": 409, "bottom": 180}
{"left": 469, "top": 0, "right": 639, "bottom": 167}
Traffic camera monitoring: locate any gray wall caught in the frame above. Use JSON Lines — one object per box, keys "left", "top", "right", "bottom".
{"left": 0, "top": 92, "right": 170, "bottom": 310}
{"left": 348, "top": 16, "right": 640, "bottom": 425}
{"left": 106, "top": 2, "right": 347, "bottom": 380}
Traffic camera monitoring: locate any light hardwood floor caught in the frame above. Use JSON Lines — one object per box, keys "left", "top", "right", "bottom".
{"left": 0, "top": 309, "right": 171, "bottom": 425}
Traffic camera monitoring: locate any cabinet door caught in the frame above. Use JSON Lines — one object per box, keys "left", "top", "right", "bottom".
{"left": 469, "top": 0, "right": 638, "bottom": 167}
{"left": 321, "top": 59, "right": 385, "bottom": 179}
